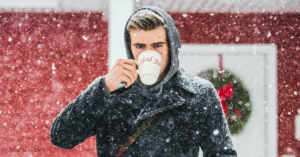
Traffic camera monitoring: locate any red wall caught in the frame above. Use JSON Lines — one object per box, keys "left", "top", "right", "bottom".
{"left": 0, "top": 12, "right": 108, "bottom": 157}
{"left": 1, "top": 11, "right": 299, "bottom": 157}
{"left": 170, "top": 12, "right": 300, "bottom": 156}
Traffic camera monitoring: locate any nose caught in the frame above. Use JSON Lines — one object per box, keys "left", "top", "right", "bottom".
{"left": 145, "top": 47, "right": 154, "bottom": 51}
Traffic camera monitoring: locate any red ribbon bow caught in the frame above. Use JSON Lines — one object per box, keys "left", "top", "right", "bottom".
{"left": 216, "top": 83, "right": 234, "bottom": 118}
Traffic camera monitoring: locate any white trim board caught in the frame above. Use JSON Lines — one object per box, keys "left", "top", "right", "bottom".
{"left": 0, "top": 0, "right": 58, "bottom": 8}
{"left": 108, "top": 0, "right": 133, "bottom": 69}
{"left": 180, "top": 44, "right": 277, "bottom": 157}
{"left": 181, "top": 44, "right": 277, "bottom": 55}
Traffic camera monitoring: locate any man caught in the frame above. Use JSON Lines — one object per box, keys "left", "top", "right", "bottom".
{"left": 50, "top": 6, "right": 237, "bottom": 157}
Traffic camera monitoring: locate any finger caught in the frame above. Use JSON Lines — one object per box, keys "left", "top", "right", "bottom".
{"left": 121, "top": 69, "right": 134, "bottom": 86}
{"left": 122, "top": 68, "right": 134, "bottom": 83}
{"left": 122, "top": 75, "right": 133, "bottom": 88}
{"left": 122, "top": 63, "right": 137, "bottom": 80}
{"left": 122, "top": 59, "right": 136, "bottom": 66}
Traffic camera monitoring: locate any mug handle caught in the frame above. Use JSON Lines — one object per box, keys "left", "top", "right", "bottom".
{"left": 134, "top": 61, "right": 139, "bottom": 75}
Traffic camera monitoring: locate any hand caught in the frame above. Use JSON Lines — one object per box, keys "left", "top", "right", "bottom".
{"left": 104, "top": 59, "right": 138, "bottom": 93}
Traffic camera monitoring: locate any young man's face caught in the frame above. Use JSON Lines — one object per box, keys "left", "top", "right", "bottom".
{"left": 129, "top": 25, "right": 169, "bottom": 79}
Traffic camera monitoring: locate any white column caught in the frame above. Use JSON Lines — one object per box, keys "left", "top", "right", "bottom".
{"left": 295, "top": 113, "right": 300, "bottom": 140}
{"left": 109, "top": 0, "right": 134, "bottom": 69}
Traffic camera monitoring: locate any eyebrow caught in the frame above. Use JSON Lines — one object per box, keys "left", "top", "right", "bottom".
{"left": 133, "top": 42, "right": 166, "bottom": 46}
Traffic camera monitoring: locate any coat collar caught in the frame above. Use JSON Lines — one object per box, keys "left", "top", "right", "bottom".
{"left": 118, "top": 67, "right": 197, "bottom": 124}
{"left": 172, "top": 67, "right": 197, "bottom": 94}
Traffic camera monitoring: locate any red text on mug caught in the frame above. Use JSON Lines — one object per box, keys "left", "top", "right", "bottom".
{"left": 140, "top": 56, "right": 161, "bottom": 66}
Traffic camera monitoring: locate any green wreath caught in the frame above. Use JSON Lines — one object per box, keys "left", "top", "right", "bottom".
{"left": 198, "top": 69, "right": 252, "bottom": 135}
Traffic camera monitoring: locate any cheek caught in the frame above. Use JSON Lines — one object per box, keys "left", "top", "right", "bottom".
{"left": 133, "top": 53, "right": 138, "bottom": 60}
{"left": 162, "top": 50, "right": 168, "bottom": 60}
{"left": 161, "top": 52, "right": 169, "bottom": 66}
{"left": 158, "top": 46, "right": 168, "bottom": 57}
{"left": 131, "top": 49, "right": 139, "bottom": 60}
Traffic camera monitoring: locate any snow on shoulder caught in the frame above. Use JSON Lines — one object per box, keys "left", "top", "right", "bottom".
{"left": 174, "top": 67, "right": 213, "bottom": 94}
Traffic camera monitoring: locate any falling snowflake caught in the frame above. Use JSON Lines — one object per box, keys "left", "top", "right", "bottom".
{"left": 52, "top": 63, "right": 56, "bottom": 70}
{"left": 166, "top": 137, "right": 171, "bottom": 143}
{"left": 213, "top": 129, "right": 219, "bottom": 135}
{"left": 82, "top": 35, "right": 88, "bottom": 41}
{"left": 267, "top": 31, "right": 271, "bottom": 37}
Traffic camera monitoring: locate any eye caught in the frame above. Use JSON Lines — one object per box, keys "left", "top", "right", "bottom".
{"left": 154, "top": 44, "right": 162, "bottom": 48}
{"left": 136, "top": 44, "right": 145, "bottom": 49}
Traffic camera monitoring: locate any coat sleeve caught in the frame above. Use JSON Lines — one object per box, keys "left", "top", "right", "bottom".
{"left": 199, "top": 82, "right": 237, "bottom": 157}
{"left": 50, "top": 76, "right": 116, "bottom": 149}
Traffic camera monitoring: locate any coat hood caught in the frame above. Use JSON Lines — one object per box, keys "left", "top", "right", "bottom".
{"left": 124, "top": 6, "right": 181, "bottom": 93}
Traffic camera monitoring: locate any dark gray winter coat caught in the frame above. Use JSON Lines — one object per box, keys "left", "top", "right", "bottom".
{"left": 50, "top": 6, "right": 237, "bottom": 157}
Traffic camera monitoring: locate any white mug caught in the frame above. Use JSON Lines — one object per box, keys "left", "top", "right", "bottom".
{"left": 135, "top": 50, "right": 162, "bottom": 85}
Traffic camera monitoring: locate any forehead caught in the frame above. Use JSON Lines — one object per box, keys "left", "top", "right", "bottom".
{"left": 129, "top": 26, "right": 167, "bottom": 43}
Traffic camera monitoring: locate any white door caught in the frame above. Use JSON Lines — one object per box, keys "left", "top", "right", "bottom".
{"left": 179, "top": 44, "right": 277, "bottom": 157}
